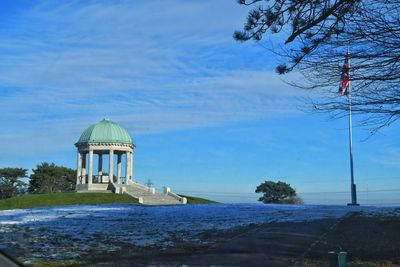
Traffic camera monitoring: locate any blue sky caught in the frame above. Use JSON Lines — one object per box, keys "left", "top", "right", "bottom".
{"left": 0, "top": 0, "right": 399, "bottom": 205}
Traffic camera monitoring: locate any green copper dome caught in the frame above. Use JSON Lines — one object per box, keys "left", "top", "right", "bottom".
{"left": 76, "top": 119, "right": 132, "bottom": 145}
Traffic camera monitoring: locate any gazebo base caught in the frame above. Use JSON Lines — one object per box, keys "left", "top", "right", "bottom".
{"left": 76, "top": 190, "right": 113, "bottom": 193}
{"left": 76, "top": 181, "right": 187, "bottom": 205}
{"left": 76, "top": 183, "right": 110, "bottom": 192}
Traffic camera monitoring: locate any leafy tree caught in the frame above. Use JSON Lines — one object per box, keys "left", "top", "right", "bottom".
{"left": 235, "top": 0, "right": 400, "bottom": 132}
{"left": 0, "top": 168, "right": 27, "bottom": 199}
{"left": 255, "top": 180, "right": 303, "bottom": 204}
{"left": 29, "top": 163, "right": 76, "bottom": 194}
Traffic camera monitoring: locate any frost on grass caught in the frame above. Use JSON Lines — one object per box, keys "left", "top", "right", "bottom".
{"left": 0, "top": 203, "right": 368, "bottom": 263}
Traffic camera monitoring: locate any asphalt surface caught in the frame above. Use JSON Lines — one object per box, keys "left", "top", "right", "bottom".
{"left": 95, "top": 218, "right": 339, "bottom": 267}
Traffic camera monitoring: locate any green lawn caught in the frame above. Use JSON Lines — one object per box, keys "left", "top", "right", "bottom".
{"left": 0, "top": 192, "right": 217, "bottom": 210}
{"left": 0, "top": 192, "right": 138, "bottom": 210}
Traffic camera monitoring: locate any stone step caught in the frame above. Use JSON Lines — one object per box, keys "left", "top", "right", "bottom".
{"left": 141, "top": 194, "right": 182, "bottom": 205}
{"left": 120, "top": 184, "right": 185, "bottom": 205}
{"left": 142, "top": 200, "right": 181, "bottom": 205}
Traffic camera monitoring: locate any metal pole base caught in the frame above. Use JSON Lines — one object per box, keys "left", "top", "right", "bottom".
{"left": 348, "top": 183, "right": 359, "bottom": 206}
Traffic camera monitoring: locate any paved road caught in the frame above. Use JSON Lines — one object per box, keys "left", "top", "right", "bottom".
{"left": 96, "top": 218, "right": 339, "bottom": 267}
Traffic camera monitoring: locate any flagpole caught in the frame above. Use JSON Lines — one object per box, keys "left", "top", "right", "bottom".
{"left": 347, "top": 46, "right": 359, "bottom": 206}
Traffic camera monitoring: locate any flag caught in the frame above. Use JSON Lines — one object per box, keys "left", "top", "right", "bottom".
{"left": 339, "top": 50, "right": 350, "bottom": 95}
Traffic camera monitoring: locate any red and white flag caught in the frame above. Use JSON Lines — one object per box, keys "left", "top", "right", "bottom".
{"left": 339, "top": 50, "right": 350, "bottom": 95}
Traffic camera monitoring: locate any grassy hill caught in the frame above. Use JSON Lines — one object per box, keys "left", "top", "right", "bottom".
{"left": 0, "top": 192, "right": 138, "bottom": 210}
{"left": 0, "top": 192, "right": 217, "bottom": 210}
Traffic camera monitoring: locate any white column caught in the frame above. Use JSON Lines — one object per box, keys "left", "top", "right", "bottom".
{"left": 109, "top": 149, "right": 114, "bottom": 183}
{"left": 125, "top": 151, "right": 130, "bottom": 183}
{"left": 81, "top": 153, "right": 87, "bottom": 184}
{"left": 76, "top": 151, "right": 82, "bottom": 184}
{"left": 88, "top": 150, "right": 93, "bottom": 185}
{"left": 128, "top": 151, "right": 133, "bottom": 181}
{"left": 130, "top": 151, "right": 133, "bottom": 181}
{"left": 98, "top": 153, "right": 103, "bottom": 182}
{"left": 117, "top": 153, "right": 122, "bottom": 184}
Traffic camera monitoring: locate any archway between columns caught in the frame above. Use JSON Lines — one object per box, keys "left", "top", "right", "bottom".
{"left": 76, "top": 144, "right": 134, "bottom": 192}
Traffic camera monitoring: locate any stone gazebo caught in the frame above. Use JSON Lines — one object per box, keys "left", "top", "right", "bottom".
{"left": 75, "top": 118, "right": 134, "bottom": 192}
{"left": 75, "top": 119, "right": 186, "bottom": 205}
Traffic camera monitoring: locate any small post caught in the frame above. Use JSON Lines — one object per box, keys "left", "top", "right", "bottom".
{"left": 163, "top": 186, "right": 171, "bottom": 195}
{"left": 328, "top": 250, "right": 347, "bottom": 267}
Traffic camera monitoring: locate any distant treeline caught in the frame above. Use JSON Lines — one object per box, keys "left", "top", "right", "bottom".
{"left": 0, "top": 163, "right": 75, "bottom": 200}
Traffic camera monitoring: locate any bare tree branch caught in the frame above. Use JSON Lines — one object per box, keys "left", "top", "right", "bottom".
{"left": 235, "top": 0, "right": 400, "bottom": 132}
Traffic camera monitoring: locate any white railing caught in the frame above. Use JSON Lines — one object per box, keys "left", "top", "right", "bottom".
{"left": 164, "top": 187, "right": 187, "bottom": 204}
{"left": 127, "top": 182, "right": 155, "bottom": 194}
{"left": 123, "top": 190, "right": 143, "bottom": 204}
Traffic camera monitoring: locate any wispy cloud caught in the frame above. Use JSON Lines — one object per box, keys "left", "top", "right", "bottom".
{"left": 0, "top": 1, "right": 307, "bottom": 157}
{"left": 371, "top": 147, "right": 400, "bottom": 166}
